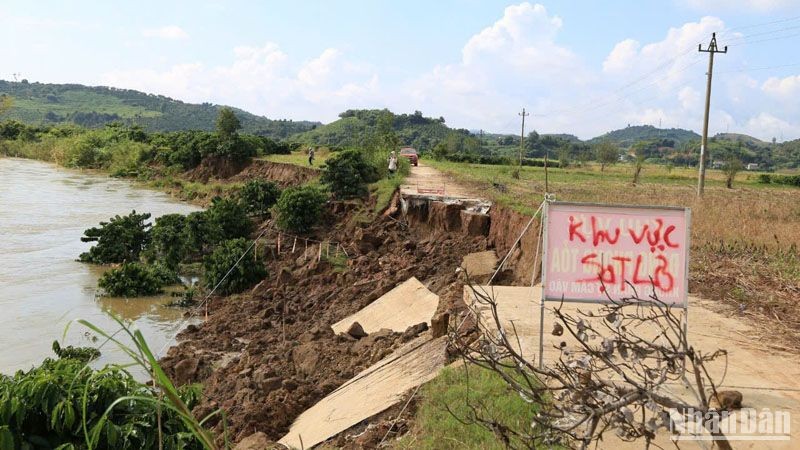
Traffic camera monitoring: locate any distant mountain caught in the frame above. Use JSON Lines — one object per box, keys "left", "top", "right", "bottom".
{"left": 0, "top": 80, "right": 319, "bottom": 138}
{"left": 587, "top": 125, "right": 700, "bottom": 147}
{"left": 714, "top": 133, "right": 770, "bottom": 146}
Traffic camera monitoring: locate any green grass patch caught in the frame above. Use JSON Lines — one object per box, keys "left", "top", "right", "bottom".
{"left": 396, "top": 364, "right": 544, "bottom": 450}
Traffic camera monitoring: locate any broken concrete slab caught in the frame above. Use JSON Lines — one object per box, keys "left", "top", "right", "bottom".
{"left": 278, "top": 335, "right": 448, "bottom": 449}
{"left": 460, "top": 250, "right": 498, "bottom": 279}
{"left": 331, "top": 277, "right": 439, "bottom": 335}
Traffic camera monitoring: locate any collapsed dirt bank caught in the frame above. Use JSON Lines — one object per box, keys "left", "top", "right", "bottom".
{"left": 161, "top": 199, "right": 489, "bottom": 444}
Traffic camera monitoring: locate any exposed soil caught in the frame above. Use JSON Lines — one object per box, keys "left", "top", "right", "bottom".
{"left": 231, "top": 160, "right": 320, "bottom": 187}
{"left": 186, "top": 155, "right": 251, "bottom": 182}
{"left": 160, "top": 201, "right": 489, "bottom": 444}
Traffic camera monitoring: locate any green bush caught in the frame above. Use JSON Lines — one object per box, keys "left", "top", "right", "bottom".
{"left": 0, "top": 351, "right": 204, "bottom": 449}
{"left": 146, "top": 213, "right": 187, "bottom": 269}
{"left": 98, "top": 262, "right": 177, "bottom": 297}
{"left": 274, "top": 185, "right": 327, "bottom": 233}
{"left": 206, "top": 196, "right": 253, "bottom": 242}
{"left": 203, "top": 238, "right": 266, "bottom": 295}
{"left": 79, "top": 211, "right": 151, "bottom": 264}
{"left": 320, "top": 149, "right": 379, "bottom": 198}
{"left": 182, "top": 211, "right": 215, "bottom": 259}
{"left": 239, "top": 179, "right": 281, "bottom": 216}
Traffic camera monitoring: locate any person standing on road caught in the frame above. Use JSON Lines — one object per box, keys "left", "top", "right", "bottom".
{"left": 388, "top": 151, "right": 398, "bottom": 178}
{"left": 308, "top": 147, "right": 315, "bottom": 166}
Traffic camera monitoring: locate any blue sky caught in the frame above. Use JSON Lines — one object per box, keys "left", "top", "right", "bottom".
{"left": 2, "top": 1, "right": 800, "bottom": 140}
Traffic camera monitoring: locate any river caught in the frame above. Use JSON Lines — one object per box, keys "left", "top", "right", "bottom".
{"left": 0, "top": 158, "right": 201, "bottom": 374}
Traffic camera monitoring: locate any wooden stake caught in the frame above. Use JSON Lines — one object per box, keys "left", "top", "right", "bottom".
{"left": 317, "top": 243, "right": 322, "bottom": 262}
{"left": 326, "top": 241, "right": 330, "bottom": 258}
{"left": 277, "top": 233, "right": 281, "bottom": 254}
{"left": 291, "top": 236, "right": 297, "bottom": 253}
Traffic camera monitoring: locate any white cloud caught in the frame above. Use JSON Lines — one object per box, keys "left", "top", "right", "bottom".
{"left": 678, "top": 86, "right": 701, "bottom": 110}
{"left": 679, "top": 0, "right": 795, "bottom": 12}
{"left": 141, "top": 25, "right": 189, "bottom": 40}
{"left": 603, "top": 39, "right": 640, "bottom": 73}
{"left": 762, "top": 74, "right": 800, "bottom": 97}
{"left": 741, "top": 112, "right": 800, "bottom": 140}
{"left": 98, "top": 42, "right": 378, "bottom": 121}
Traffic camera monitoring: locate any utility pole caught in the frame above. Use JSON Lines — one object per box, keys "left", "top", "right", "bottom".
{"left": 518, "top": 108, "right": 529, "bottom": 167}
{"left": 697, "top": 32, "right": 727, "bottom": 196}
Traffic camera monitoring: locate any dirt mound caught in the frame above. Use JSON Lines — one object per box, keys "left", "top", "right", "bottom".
{"left": 160, "top": 205, "right": 488, "bottom": 443}
{"left": 230, "top": 160, "right": 320, "bottom": 187}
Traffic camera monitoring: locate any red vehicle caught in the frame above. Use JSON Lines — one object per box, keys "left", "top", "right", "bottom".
{"left": 399, "top": 147, "right": 419, "bottom": 166}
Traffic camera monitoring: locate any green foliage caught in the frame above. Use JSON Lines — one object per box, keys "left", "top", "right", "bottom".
{"left": 98, "top": 262, "right": 177, "bottom": 297}
{"left": 0, "top": 80, "right": 317, "bottom": 137}
{"left": 239, "top": 179, "right": 281, "bottom": 216}
{"left": 274, "top": 185, "right": 327, "bottom": 234}
{"left": 320, "top": 149, "right": 379, "bottom": 198}
{"left": 215, "top": 107, "right": 241, "bottom": 138}
{"left": 145, "top": 213, "right": 187, "bottom": 269}
{"left": 586, "top": 125, "right": 700, "bottom": 148}
{"left": 758, "top": 174, "right": 800, "bottom": 187}
{"left": 0, "top": 349, "right": 204, "bottom": 449}
{"left": 79, "top": 211, "right": 151, "bottom": 264}
{"left": 182, "top": 211, "right": 216, "bottom": 259}
{"left": 594, "top": 141, "right": 619, "bottom": 171}
{"left": 51, "top": 341, "right": 101, "bottom": 363}
{"left": 203, "top": 238, "right": 266, "bottom": 295}
{"left": 206, "top": 197, "right": 252, "bottom": 242}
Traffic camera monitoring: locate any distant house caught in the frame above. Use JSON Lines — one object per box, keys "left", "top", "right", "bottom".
{"left": 711, "top": 160, "right": 724, "bottom": 169}
{"left": 746, "top": 163, "right": 759, "bottom": 171}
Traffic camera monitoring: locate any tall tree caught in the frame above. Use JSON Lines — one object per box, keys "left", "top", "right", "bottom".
{"left": 595, "top": 142, "right": 619, "bottom": 172}
{"left": 0, "top": 95, "right": 12, "bottom": 117}
{"left": 215, "top": 107, "right": 241, "bottom": 138}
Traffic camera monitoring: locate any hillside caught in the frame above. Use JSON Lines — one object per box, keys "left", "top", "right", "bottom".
{"left": 293, "top": 109, "right": 461, "bottom": 152}
{"left": 0, "top": 80, "right": 318, "bottom": 138}
{"left": 587, "top": 125, "right": 700, "bottom": 147}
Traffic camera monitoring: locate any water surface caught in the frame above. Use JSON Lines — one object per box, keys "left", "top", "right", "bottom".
{"left": 0, "top": 158, "right": 201, "bottom": 374}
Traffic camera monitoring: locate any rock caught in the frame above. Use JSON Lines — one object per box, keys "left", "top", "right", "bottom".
{"left": 346, "top": 321, "right": 368, "bottom": 339}
{"left": 234, "top": 432, "right": 271, "bottom": 450}
{"left": 461, "top": 211, "right": 491, "bottom": 236}
{"left": 355, "top": 229, "right": 384, "bottom": 254}
{"left": 402, "top": 322, "right": 429, "bottom": 341}
{"left": 711, "top": 390, "right": 743, "bottom": 411}
{"left": 431, "top": 313, "right": 449, "bottom": 338}
{"left": 292, "top": 343, "right": 321, "bottom": 377}
{"left": 282, "top": 378, "right": 299, "bottom": 391}
{"left": 172, "top": 358, "right": 200, "bottom": 385}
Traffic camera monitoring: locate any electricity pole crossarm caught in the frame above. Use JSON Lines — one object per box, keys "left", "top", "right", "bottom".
{"left": 697, "top": 32, "right": 727, "bottom": 196}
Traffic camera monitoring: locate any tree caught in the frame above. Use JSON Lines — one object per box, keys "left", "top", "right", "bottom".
{"left": 79, "top": 211, "right": 151, "bottom": 264}
{"left": 274, "top": 185, "right": 327, "bottom": 234}
{"left": 320, "top": 149, "right": 379, "bottom": 198}
{"left": 146, "top": 213, "right": 187, "bottom": 269}
{"left": 215, "top": 107, "right": 241, "bottom": 139}
{"left": 98, "top": 262, "right": 176, "bottom": 297}
{"left": 595, "top": 142, "right": 619, "bottom": 172}
{"left": 206, "top": 197, "right": 252, "bottom": 242}
{"left": 723, "top": 156, "right": 743, "bottom": 189}
{"left": 631, "top": 144, "right": 647, "bottom": 185}
{"left": 182, "top": 211, "right": 215, "bottom": 259}
{"left": 0, "top": 94, "right": 13, "bottom": 117}
{"left": 203, "top": 238, "right": 266, "bottom": 295}
{"left": 239, "top": 180, "right": 281, "bottom": 216}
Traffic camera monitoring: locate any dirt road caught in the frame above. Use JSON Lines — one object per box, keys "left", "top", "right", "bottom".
{"left": 400, "top": 162, "right": 479, "bottom": 200}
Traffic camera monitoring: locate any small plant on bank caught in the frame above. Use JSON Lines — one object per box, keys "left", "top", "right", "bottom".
{"left": 239, "top": 179, "right": 281, "bottom": 216}
{"left": 206, "top": 196, "right": 253, "bottom": 242}
{"left": 203, "top": 238, "right": 266, "bottom": 295}
{"left": 320, "top": 149, "right": 379, "bottom": 198}
{"left": 274, "top": 185, "right": 327, "bottom": 234}
{"left": 98, "top": 262, "right": 177, "bottom": 297}
{"left": 79, "top": 210, "right": 151, "bottom": 264}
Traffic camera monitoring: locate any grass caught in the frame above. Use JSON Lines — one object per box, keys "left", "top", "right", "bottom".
{"left": 370, "top": 175, "right": 404, "bottom": 213}
{"left": 427, "top": 159, "right": 800, "bottom": 249}
{"left": 395, "top": 364, "right": 543, "bottom": 450}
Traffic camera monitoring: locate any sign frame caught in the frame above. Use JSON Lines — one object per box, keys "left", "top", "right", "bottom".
{"left": 540, "top": 200, "right": 692, "bottom": 309}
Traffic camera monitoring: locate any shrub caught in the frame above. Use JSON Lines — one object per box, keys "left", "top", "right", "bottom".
{"left": 758, "top": 174, "right": 772, "bottom": 184}
{"left": 182, "top": 211, "right": 215, "bottom": 259}
{"left": 146, "top": 213, "right": 187, "bottom": 269}
{"left": 203, "top": 238, "right": 266, "bottom": 295}
{"left": 320, "top": 149, "right": 379, "bottom": 198}
{"left": 0, "top": 352, "right": 203, "bottom": 449}
{"left": 79, "top": 211, "right": 151, "bottom": 264}
{"left": 206, "top": 197, "right": 253, "bottom": 242}
{"left": 239, "top": 179, "right": 281, "bottom": 216}
{"left": 98, "top": 262, "right": 177, "bottom": 297}
{"left": 274, "top": 185, "right": 327, "bottom": 233}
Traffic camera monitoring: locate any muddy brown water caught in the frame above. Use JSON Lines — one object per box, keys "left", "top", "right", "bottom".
{"left": 0, "top": 158, "right": 201, "bottom": 374}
